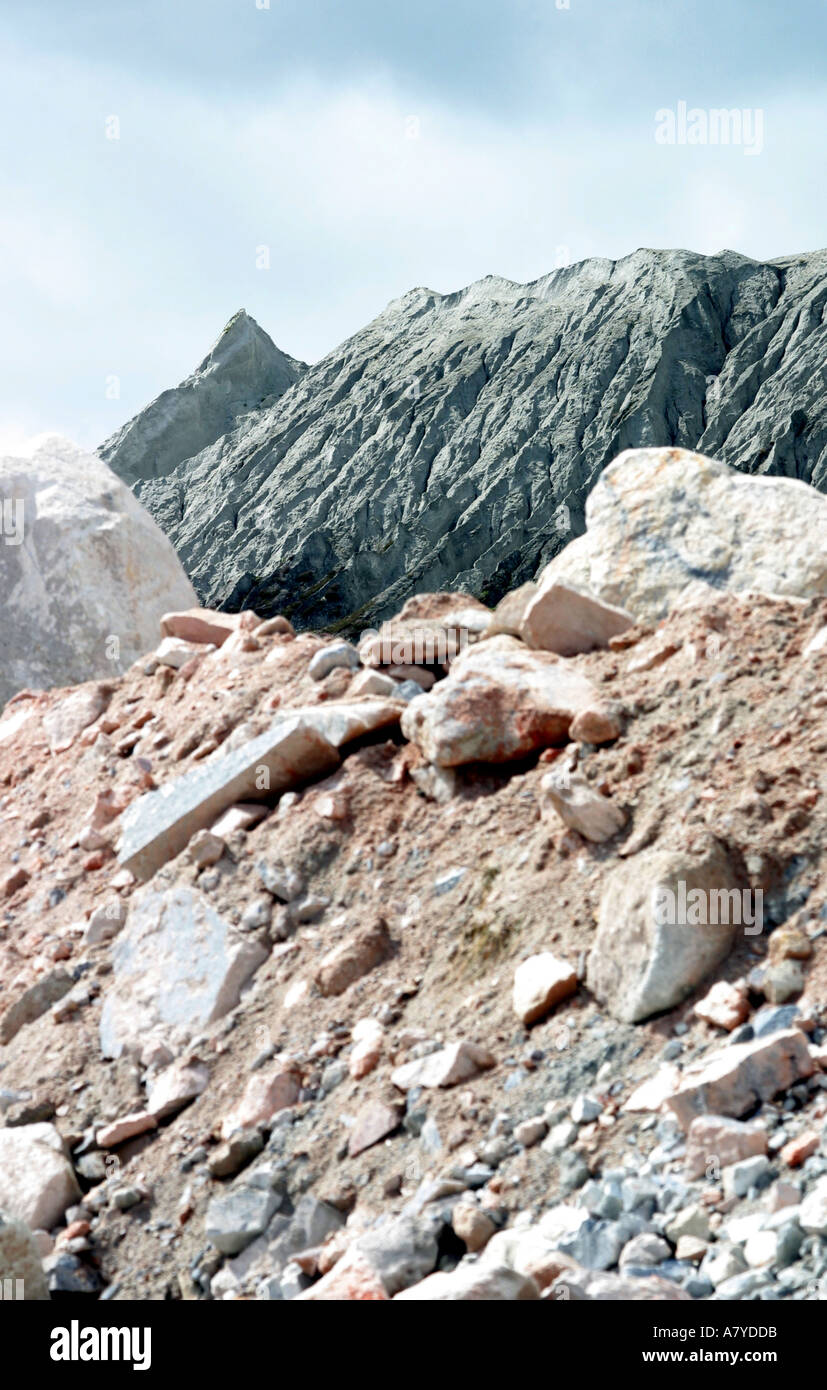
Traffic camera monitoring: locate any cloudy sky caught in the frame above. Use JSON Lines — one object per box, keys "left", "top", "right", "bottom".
{"left": 2, "top": 0, "right": 825, "bottom": 450}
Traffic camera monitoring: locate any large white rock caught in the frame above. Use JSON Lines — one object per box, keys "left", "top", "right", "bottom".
{"left": 400, "top": 636, "right": 604, "bottom": 766}
{"left": 0, "top": 435, "right": 196, "bottom": 709}
{"left": 586, "top": 840, "right": 741, "bottom": 1023}
{"left": 541, "top": 447, "right": 827, "bottom": 622}
{"left": 0, "top": 1124, "right": 80, "bottom": 1230}
{"left": 99, "top": 884, "right": 268, "bottom": 1058}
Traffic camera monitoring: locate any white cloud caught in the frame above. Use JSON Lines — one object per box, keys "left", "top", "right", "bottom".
{"left": 0, "top": 38, "right": 825, "bottom": 449}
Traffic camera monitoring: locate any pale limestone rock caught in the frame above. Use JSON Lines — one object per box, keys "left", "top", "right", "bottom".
{"left": 99, "top": 884, "right": 268, "bottom": 1058}
{"left": 155, "top": 635, "right": 210, "bottom": 669}
{"left": 391, "top": 1041, "right": 495, "bottom": 1091}
{"left": 147, "top": 1059, "right": 210, "bottom": 1120}
{"left": 586, "top": 840, "right": 741, "bottom": 1022}
{"left": 512, "top": 953, "right": 578, "bottom": 1025}
{"left": 0, "top": 435, "right": 196, "bottom": 709}
{"left": 520, "top": 577, "right": 634, "bottom": 655}
{"left": 118, "top": 699, "right": 402, "bottom": 880}
{"left": 539, "top": 766, "right": 626, "bottom": 843}
{"left": 0, "top": 1124, "right": 80, "bottom": 1230}
{"left": 543, "top": 447, "right": 827, "bottom": 621}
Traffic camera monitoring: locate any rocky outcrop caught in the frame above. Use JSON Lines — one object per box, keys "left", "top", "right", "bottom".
{"left": 0, "top": 436, "right": 196, "bottom": 708}
{"left": 101, "top": 249, "right": 827, "bottom": 630}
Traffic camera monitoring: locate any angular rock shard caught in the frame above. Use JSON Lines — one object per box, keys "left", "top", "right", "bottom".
{"left": 587, "top": 841, "right": 742, "bottom": 1023}
{"left": 520, "top": 577, "right": 634, "bottom": 655}
{"left": 99, "top": 884, "right": 268, "bottom": 1058}
{"left": 513, "top": 953, "right": 578, "bottom": 1025}
{"left": 118, "top": 699, "right": 402, "bottom": 880}
{"left": 391, "top": 1041, "right": 495, "bottom": 1091}
{"left": 664, "top": 1029, "right": 814, "bottom": 1130}
{"left": 539, "top": 767, "right": 627, "bottom": 843}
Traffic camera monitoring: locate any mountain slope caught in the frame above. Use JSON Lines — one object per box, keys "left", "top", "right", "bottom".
{"left": 100, "top": 248, "right": 827, "bottom": 629}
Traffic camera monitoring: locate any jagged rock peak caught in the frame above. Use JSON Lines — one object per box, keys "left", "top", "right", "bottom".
{"left": 99, "top": 311, "right": 306, "bottom": 486}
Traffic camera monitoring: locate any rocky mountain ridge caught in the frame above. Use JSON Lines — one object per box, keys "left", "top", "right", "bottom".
{"left": 101, "top": 247, "right": 827, "bottom": 630}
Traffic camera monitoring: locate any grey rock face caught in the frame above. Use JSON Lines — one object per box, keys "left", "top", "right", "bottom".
{"left": 102, "top": 248, "right": 827, "bottom": 630}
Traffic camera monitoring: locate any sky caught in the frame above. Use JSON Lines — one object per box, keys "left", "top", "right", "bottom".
{"left": 1, "top": 0, "right": 826, "bottom": 451}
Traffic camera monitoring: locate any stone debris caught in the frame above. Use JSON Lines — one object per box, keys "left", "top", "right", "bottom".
{"left": 220, "top": 1064, "right": 301, "bottom": 1139}
{"left": 118, "top": 700, "right": 401, "bottom": 879}
{"left": 0, "top": 967, "right": 74, "bottom": 1045}
{"left": 161, "top": 607, "right": 259, "bottom": 648}
{"left": 96, "top": 1111, "right": 158, "bottom": 1148}
{"left": 308, "top": 642, "right": 361, "bottom": 681}
{"left": 42, "top": 684, "right": 110, "bottom": 754}
{"left": 694, "top": 980, "right": 750, "bottom": 1032}
{"left": 391, "top": 1041, "right": 496, "bottom": 1091}
{"left": 3, "top": 439, "right": 827, "bottom": 1304}
{"left": 665, "top": 1030, "right": 815, "bottom": 1130}
{"left": 401, "top": 636, "right": 604, "bottom": 765}
{"left": 348, "top": 1101, "right": 402, "bottom": 1157}
{"left": 314, "top": 919, "right": 392, "bottom": 997}
{"left": 684, "top": 1116, "right": 768, "bottom": 1181}
{"left": 146, "top": 1059, "right": 210, "bottom": 1120}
